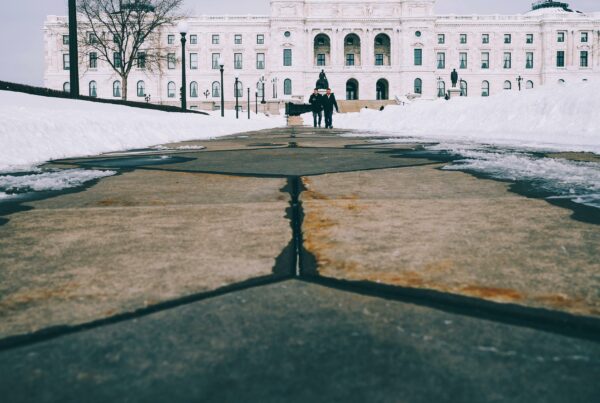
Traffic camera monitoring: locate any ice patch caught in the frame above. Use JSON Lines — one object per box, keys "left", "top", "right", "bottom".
{"left": 0, "top": 169, "right": 116, "bottom": 194}
{"left": 442, "top": 148, "right": 600, "bottom": 208}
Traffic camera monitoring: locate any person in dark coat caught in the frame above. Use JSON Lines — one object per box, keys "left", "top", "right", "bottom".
{"left": 322, "top": 88, "right": 339, "bottom": 129}
{"left": 308, "top": 88, "right": 323, "bottom": 128}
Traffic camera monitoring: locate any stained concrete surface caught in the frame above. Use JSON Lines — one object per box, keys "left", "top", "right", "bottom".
{"left": 0, "top": 170, "right": 291, "bottom": 338}
{"left": 301, "top": 167, "right": 600, "bottom": 317}
{"left": 0, "top": 281, "right": 598, "bottom": 403}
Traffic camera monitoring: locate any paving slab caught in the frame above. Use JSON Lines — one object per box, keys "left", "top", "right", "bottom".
{"left": 300, "top": 166, "right": 600, "bottom": 317}
{"left": 0, "top": 170, "right": 291, "bottom": 338}
{"left": 0, "top": 280, "right": 598, "bottom": 403}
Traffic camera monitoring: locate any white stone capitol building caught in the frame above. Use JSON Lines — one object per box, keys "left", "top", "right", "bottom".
{"left": 44, "top": 0, "right": 600, "bottom": 109}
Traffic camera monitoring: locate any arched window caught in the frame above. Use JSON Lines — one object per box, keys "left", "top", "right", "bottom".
{"left": 344, "top": 34, "right": 361, "bottom": 66}
{"left": 314, "top": 34, "right": 331, "bottom": 66}
{"left": 526, "top": 80, "right": 534, "bottom": 90}
{"left": 346, "top": 79, "right": 359, "bottom": 100}
{"left": 190, "top": 81, "right": 198, "bottom": 98}
{"left": 212, "top": 81, "right": 220, "bottom": 98}
{"left": 376, "top": 79, "right": 389, "bottom": 100}
{"left": 63, "top": 82, "right": 70, "bottom": 93}
{"left": 504, "top": 80, "right": 512, "bottom": 90}
{"left": 374, "top": 34, "right": 391, "bottom": 66}
{"left": 284, "top": 79, "right": 292, "bottom": 96}
{"left": 167, "top": 81, "right": 176, "bottom": 98}
{"left": 437, "top": 80, "right": 446, "bottom": 98}
{"left": 137, "top": 80, "right": 146, "bottom": 97}
{"left": 257, "top": 81, "right": 264, "bottom": 98}
{"left": 113, "top": 81, "right": 121, "bottom": 98}
{"left": 414, "top": 78, "right": 422, "bottom": 94}
{"left": 482, "top": 81, "right": 490, "bottom": 97}
{"left": 89, "top": 81, "right": 97, "bottom": 97}
{"left": 460, "top": 80, "right": 468, "bottom": 97}
{"left": 234, "top": 81, "right": 243, "bottom": 97}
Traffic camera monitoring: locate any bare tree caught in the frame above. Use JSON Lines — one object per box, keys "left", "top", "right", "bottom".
{"left": 76, "top": 0, "right": 184, "bottom": 100}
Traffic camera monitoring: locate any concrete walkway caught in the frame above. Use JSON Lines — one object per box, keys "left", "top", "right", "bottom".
{"left": 0, "top": 127, "right": 598, "bottom": 402}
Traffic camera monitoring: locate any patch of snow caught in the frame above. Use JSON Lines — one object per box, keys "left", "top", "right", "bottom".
{"left": 0, "top": 91, "right": 285, "bottom": 172}
{"left": 335, "top": 80, "right": 600, "bottom": 153}
{"left": 0, "top": 169, "right": 116, "bottom": 193}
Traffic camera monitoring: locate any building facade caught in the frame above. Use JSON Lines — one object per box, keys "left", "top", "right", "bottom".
{"left": 44, "top": 0, "right": 600, "bottom": 109}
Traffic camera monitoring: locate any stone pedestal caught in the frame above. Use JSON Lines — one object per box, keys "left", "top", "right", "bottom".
{"left": 447, "top": 88, "right": 462, "bottom": 99}
{"left": 287, "top": 115, "right": 304, "bottom": 126}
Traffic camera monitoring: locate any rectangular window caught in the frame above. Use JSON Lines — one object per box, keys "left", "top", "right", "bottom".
{"left": 234, "top": 34, "right": 242, "bottom": 45}
{"left": 346, "top": 54, "right": 355, "bottom": 66}
{"left": 63, "top": 53, "right": 70, "bottom": 70}
{"left": 190, "top": 53, "right": 198, "bottom": 70}
{"left": 283, "top": 49, "right": 292, "bottom": 66}
{"left": 581, "top": 32, "right": 588, "bottom": 43}
{"left": 482, "top": 34, "right": 489, "bottom": 44}
{"left": 557, "top": 32, "right": 565, "bottom": 43}
{"left": 460, "top": 34, "right": 467, "bottom": 44}
{"left": 438, "top": 34, "right": 445, "bottom": 44}
{"left": 190, "top": 35, "right": 197, "bottom": 45}
{"left": 375, "top": 54, "right": 384, "bottom": 66}
{"left": 63, "top": 35, "right": 69, "bottom": 45}
{"left": 89, "top": 52, "right": 98, "bottom": 69}
{"left": 114, "top": 52, "right": 122, "bottom": 68}
{"left": 114, "top": 34, "right": 121, "bottom": 45}
{"left": 212, "top": 53, "right": 220, "bottom": 69}
{"left": 437, "top": 52, "right": 445, "bottom": 69}
{"left": 504, "top": 34, "right": 511, "bottom": 44}
{"left": 137, "top": 52, "right": 146, "bottom": 69}
{"left": 257, "top": 53, "right": 265, "bottom": 69}
{"left": 526, "top": 52, "right": 534, "bottom": 69}
{"left": 168, "top": 34, "right": 175, "bottom": 45}
{"left": 526, "top": 34, "right": 534, "bottom": 44}
{"left": 212, "top": 34, "right": 220, "bottom": 45}
{"left": 459, "top": 52, "right": 467, "bottom": 69}
{"left": 317, "top": 53, "right": 326, "bottom": 66}
{"left": 481, "top": 52, "right": 490, "bottom": 69}
{"left": 504, "top": 52, "right": 512, "bottom": 69}
{"left": 88, "top": 33, "right": 98, "bottom": 45}
{"left": 168, "top": 53, "right": 176, "bottom": 69}
{"left": 234, "top": 53, "right": 242, "bottom": 69}
{"left": 414, "top": 49, "right": 422, "bottom": 66}
{"left": 557, "top": 51, "right": 565, "bottom": 67}
{"left": 581, "top": 51, "right": 589, "bottom": 67}
{"left": 257, "top": 34, "right": 264, "bottom": 44}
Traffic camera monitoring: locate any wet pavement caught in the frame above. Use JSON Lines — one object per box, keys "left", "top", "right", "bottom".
{"left": 0, "top": 127, "right": 598, "bottom": 402}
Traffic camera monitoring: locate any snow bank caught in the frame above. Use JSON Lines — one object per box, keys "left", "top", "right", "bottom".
{"left": 335, "top": 80, "right": 600, "bottom": 152}
{"left": 0, "top": 91, "right": 285, "bottom": 172}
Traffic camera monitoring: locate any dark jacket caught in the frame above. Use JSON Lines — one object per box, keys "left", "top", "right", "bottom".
{"left": 308, "top": 93, "right": 323, "bottom": 113}
{"left": 322, "top": 93, "right": 339, "bottom": 113}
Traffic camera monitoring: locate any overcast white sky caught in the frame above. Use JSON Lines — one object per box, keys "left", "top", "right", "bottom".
{"left": 0, "top": 0, "right": 597, "bottom": 85}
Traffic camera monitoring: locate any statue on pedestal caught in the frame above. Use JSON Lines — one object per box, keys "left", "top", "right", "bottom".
{"left": 316, "top": 70, "right": 329, "bottom": 90}
{"left": 451, "top": 69, "right": 459, "bottom": 88}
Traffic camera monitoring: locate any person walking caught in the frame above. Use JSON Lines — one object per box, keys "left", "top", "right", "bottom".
{"left": 308, "top": 88, "right": 323, "bottom": 128}
{"left": 322, "top": 88, "right": 339, "bottom": 129}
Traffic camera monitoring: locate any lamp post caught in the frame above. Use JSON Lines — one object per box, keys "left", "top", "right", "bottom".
{"left": 259, "top": 76, "right": 266, "bottom": 104}
{"left": 178, "top": 21, "right": 189, "bottom": 111}
{"left": 517, "top": 75, "right": 523, "bottom": 91}
{"left": 219, "top": 57, "right": 225, "bottom": 117}
{"left": 234, "top": 72, "right": 240, "bottom": 119}
{"left": 203, "top": 90, "right": 209, "bottom": 99}
{"left": 68, "top": 0, "right": 79, "bottom": 98}
{"left": 255, "top": 91, "right": 258, "bottom": 114}
{"left": 247, "top": 88, "right": 251, "bottom": 119}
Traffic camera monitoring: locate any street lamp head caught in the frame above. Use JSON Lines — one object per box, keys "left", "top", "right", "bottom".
{"left": 218, "top": 57, "right": 224, "bottom": 68}
{"left": 177, "top": 21, "right": 189, "bottom": 34}
{"left": 234, "top": 72, "right": 240, "bottom": 80}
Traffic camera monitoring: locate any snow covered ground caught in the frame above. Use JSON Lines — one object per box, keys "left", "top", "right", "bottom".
{"left": 333, "top": 80, "right": 600, "bottom": 153}
{"left": 0, "top": 90, "right": 285, "bottom": 172}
